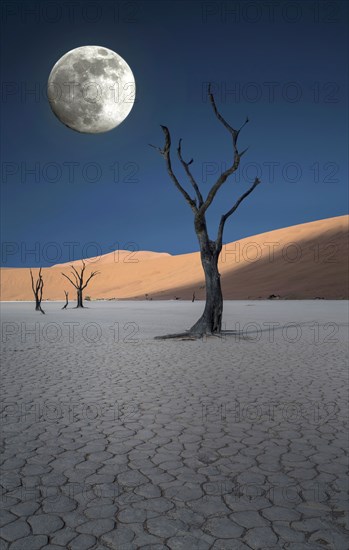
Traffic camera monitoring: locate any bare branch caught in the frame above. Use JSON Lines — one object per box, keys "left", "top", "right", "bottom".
{"left": 39, "top": 275, "right": 44, "bottom": 303}
{"left": 201, "top": 161, "right": 241, "bottom": 215}
{"left": 150, "top": 126, "right": 197, "bottom": 212}
{"left": 62, "top": 272, "right": 78, "bottom": 289}
{"left": 79, "top": 260, "right": 86, "bottom": 288}
{"left": 29, "top": 269, "right": 35, "bottom": 294}
{"left": 35, "top": 268, "right": 41, "bottom": 293}
{"left": 36, "top": 268, "right": 43, "bottom": 295}
{"left": 216, "top": 177, "right": 261, "bottom": 249}
{"left": 82, "top": 271, "right": 99, "bottom": 290}
{"left": 208, "top": 83, "right": 239, "bottom": 144}
{"left": 199, "top": 85, "right": 250, "bottom": 215}
{"left": 177, "top": 139, "right": 204, "bottom": 207}
{"left": 70, "top": 265, "right": 81, "bottom": 283}
{"left": 149, "top": 143, "right": 164, "bottom": 154}
{"left": 68, "top": 267, "right": 80, "bottom": 288}
{"left": 208, "top": 83, "right": 249, "bottom": 149}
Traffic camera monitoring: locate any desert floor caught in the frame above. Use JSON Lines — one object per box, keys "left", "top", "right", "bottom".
{"left": 1, "top": 301, "right": 348, "bottom": 549}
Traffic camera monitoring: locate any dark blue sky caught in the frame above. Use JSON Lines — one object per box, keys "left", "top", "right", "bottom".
{"left": 1, "top": 0, "right": 348, "bottom": 267}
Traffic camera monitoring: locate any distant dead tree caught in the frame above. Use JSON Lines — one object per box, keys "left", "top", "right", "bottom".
{"left": 192, "top": 291, "right": 196, "bottom": 303}
{"left": 62, "top": 290, "right": 69, "bottom": 310}
{"left": 61, "top": 260, "right": 99, "bottom": 308}
{"left": 151, "top": 84, "right": 261, "bottom": 336}
{"left": 30, "top": 268, "right": 45, "bottom": 314}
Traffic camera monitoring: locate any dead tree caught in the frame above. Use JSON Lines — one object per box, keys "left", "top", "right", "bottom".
{"left": 61, "top": 260, "right": 99, "bottom": 308}
{"left": 151, "top": 84, "right": 261, "bottom": 336}
{"left": 30, "top": 268, "right": 45, "bottom": 314}
{"left": 62, "top": 290, "right": 69, "bottom": 310}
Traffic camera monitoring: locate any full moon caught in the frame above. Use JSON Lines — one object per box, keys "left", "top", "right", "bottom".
{"left": 47, "top": 46, "right": 136, "bottom": 133}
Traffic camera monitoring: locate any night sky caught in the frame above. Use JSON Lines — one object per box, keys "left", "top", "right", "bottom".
{"left": 1, "top": 0, "right": 348, "bottom": 267}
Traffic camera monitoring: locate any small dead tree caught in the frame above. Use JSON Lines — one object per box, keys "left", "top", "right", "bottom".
{"left": 151, "top": 84, "right": 261, "bottom": 336}
{"left": 61, "top": 260, "right": 99, "bottom": 308}
{"left": 62, "top": 290, "right": 69, "bottom": 310}
{"left": 30, "top": 268, "right": 45, "bottom": 314}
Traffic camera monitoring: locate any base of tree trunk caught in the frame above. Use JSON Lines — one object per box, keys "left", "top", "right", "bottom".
{"left": 154, "top": 332, "right": 225, "bottom": 340}
{"left": 155, "top": 301, "right": 223, "bottom": 340}
{"left": 189, "top": 315, "right": 222, "bottom": 336}
{"left": 155, "top": 327, "right": 253, "bottom": 341}
{"left": 155, "top": 330, "right": 240, "bottom": 341}
{"left": 154, "top": 332, "right": 198, "bottom": 340}
{"left": 154, "top": 326, "right": 225, "bottom": 340}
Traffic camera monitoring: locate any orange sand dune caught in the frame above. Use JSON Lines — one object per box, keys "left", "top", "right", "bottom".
{"left": 1, "top": 216, "right": 348, "bottom": 301}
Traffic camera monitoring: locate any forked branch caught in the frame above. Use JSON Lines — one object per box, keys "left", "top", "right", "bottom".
{"left": 177, "top": 139, "right": 204, "bottom": 207}
{"left": 61, "top": 272, "right": 78, "bottom": 288}
{"left": 199, "top": 84, "right": 249, "bottom": 214}
{"left": 150, "top": 126, "right": 197, "bottom": 212}
{"left": 150, "top": 84, "right": 261, "bottom": 256}
{"left": 216, "top": 177, "right": 261, "bottom": 249}
{"left": 82, "top": 271, "right": 100, "bottom": 289}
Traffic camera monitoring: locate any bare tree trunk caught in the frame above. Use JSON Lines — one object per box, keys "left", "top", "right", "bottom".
{"left": 30, "top": 268, "right": 45, "bottom": 314}
{"left": 190, "top": 245, "right": 222, "bottom": 334}
{"left": 76, "top": 289, "right": 83, "bottom": 308}
{"left": 35, "top": 300, "right": 45, "bottom": 314}
{"left": 62, "top": 291, "right": 69, "bottom": 310}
